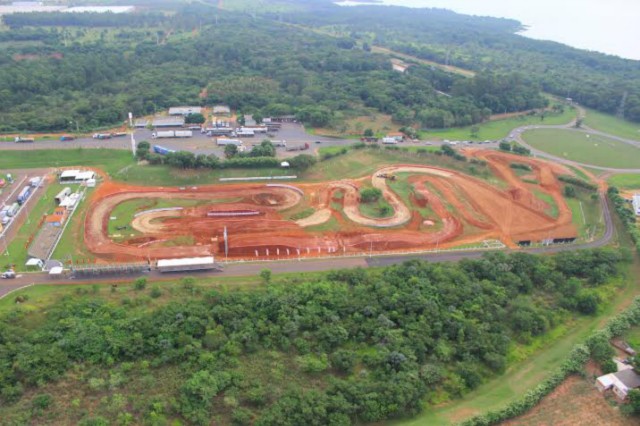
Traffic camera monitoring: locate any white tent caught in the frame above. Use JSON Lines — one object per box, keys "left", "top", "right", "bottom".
{"left": 48, "top": 266, "right": 64, "bottom": 275}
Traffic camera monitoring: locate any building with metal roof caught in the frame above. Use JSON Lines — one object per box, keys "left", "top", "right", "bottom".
{"left": 169, "top": 106, "right": 202, "bottom": 116}
{"left": 152, "top": 116, "right": 185, "bottom": 127}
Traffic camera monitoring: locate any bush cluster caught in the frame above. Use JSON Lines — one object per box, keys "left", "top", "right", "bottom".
{"left": 609, "top": 187, "right": 640, "bottom": 251}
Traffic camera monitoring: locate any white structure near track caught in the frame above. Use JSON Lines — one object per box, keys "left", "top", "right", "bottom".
{"left": 157, "top": 256, "right": 221, "bottom": 273}
{"left": 633, "top": 194, "right": 640, "bottom": 216}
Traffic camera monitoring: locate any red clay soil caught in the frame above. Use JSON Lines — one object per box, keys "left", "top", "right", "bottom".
{"left": 84, "top": 151, "right": 579, "bottom": 262}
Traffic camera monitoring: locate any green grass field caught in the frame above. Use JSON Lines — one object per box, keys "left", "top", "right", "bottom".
{"left": 583, "top": 107, "right": 640, "bottom": 142}
{"left": 0, "top": 149, "right": 133, "bottom": 176}
{"left": 608, "top": 173, "right": 640, "bottom": 189}
{"left": 532, "top": 189, "right": 559, "bottom": 218}
{"left": 421, "top": 108, "right": 576, "bottom": 142}
{"left": 522, "top": 128, "right": 640, "bottom": 169}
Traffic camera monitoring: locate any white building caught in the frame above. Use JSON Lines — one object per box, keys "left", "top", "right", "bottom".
{"left": 632, "top": 194, "right": 640, "bottom": 216}
{"left": 596, "top": 369, "right": 640, "bottom": 400}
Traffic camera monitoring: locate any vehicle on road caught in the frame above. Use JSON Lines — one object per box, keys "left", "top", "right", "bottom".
{"left": 93, "top": 133, "right": 112, "bottom": 140}
{"left": 1, "top": 270, "right": 16, "bottom": 279}
{"left": 315, "top": 140, "right": 322, "bottom": 144}
{"left": 14, "top": 136, "right": 34, "bottom": 143}
{"left": 60, "top": 135, "right": 75, "bottom": 141}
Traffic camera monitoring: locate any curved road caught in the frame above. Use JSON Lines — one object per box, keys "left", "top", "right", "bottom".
{"left": 511, "top": 106, "right": 640, "bottom": 173}
{"left": 0, "top": 106, "right": 630, "bottom": 298}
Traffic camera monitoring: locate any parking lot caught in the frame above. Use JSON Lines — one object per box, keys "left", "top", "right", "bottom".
{"left": 0, "top": 169, "right": 50, "bottom": 257}
{"left": 0, "top": 123, "right": 501, "bottom": 160}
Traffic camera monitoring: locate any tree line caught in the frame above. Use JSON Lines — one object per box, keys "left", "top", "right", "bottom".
{"left": 0, "top": 7, "right": 546, "bottom": 132}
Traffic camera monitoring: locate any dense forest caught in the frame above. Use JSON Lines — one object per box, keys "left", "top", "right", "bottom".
{"left": 0, "top": 250, "right": 623, "bottom": 425}
{"left": 0, "top": 6, "right": 547, "bottom": 132}
{"left": 283, "top": 2, "right": 640, "bottom": 122}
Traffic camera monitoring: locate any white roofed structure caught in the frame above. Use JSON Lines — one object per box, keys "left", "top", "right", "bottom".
{"left": 633, "top": 194, "right": 640, "bottom": 215}
{"left": 157, "top": 256, "right": 220, "bottom": 273}
{"left": 169, "top": 106, "right": 203, "bottom": 116}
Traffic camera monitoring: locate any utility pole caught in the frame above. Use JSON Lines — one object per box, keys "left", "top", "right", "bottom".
{"left": 130, "top": 133, "right": 136, "bottom": 158}
{"left": 617, "top": 91, "right": 628, "bottom": 119}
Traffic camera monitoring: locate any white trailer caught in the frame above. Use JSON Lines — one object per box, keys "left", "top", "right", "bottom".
{"left": 157, "top": 256, "right": 222, "bottom": 273}
{"left": 382, "top": 137, "right": 398, "bottom": 144}
{"left": 216, "top": 138, "right": 243, "bottom": 146}
{"left": 152, "top": 130, "right": 193, "bottom": 139}
{"left": 236, "top": 129, "right": 255, "bottom": 137}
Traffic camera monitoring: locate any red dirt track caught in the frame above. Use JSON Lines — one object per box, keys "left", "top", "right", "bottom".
{"left": 84, "top": 150, "right": 578, "bottom": 262}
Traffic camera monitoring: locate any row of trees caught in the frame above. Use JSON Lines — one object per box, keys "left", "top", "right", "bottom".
{"left": 136, "top": 141, "right": 316, "bottom": 171}
{"left": 0, "top": 249, "right": 623, "bottom": 424}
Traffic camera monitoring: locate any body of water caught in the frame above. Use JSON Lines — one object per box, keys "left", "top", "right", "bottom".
{"left": 338, "top": 0, "right": 640, "bottom": 60}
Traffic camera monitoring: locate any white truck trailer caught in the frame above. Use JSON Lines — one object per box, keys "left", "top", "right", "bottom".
{"left": 157, "top": 256, "right": 223, "bottom": 273}
{"left": 152, "top": 130, "right": 193, "bottom": 139}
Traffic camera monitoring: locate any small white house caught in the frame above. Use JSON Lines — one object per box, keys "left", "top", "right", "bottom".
{"left": 632, "top": 194, "right": 640, "bottom": 216}
{"left": 596, "top": 369, "right": 640, "bottom": 400}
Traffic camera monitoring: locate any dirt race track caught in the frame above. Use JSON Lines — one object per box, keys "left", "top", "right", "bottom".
{"left": 84, "top": 149, "right": 579, "bottom": 262}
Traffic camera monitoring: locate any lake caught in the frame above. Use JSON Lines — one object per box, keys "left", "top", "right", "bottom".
{"left": 337, "top": 0, "right": 640, "bottom": 60}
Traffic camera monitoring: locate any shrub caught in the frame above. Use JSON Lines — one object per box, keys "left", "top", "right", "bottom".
{"left": 31, "top": 393, "right": 53, "bottom": 410}
{"left": 150, "top": 286, "right": 162, "bottom": 298}
{"left": 133, "top": 277, "right": 147, "bottom": 291}
{"left": 360, "top": 187, "right": 382, "bottom": 202}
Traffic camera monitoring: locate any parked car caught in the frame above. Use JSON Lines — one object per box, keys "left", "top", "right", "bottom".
{"left": 1, "top": 270, "right": 16, "bottom": 279}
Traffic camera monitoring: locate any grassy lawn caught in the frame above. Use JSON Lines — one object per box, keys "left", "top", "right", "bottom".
{"left": 608, "top": 173, "right": 640, "bottom": 189}
{"left": 359, "top": 197, "right": 394, "bottom": 219}
{"left": 422, "top": 107, "right": 576, "bottom": 142}
{"left": 523, "top": 128, "right": 640, "bottom": 169}
{"left": 0, "top": 149, "right": 133, "bottom": 176}
{"left": 583, "top": 107, "right": 640, "bottom": 142}
{"left": 50, "top": 187, "right": 94, "bottom": 263}
{"left": 313, "top": 112, "right": 396, "bottom": 138}
{"left": 532, "top": 189, "right": 559, "bottom": 218}
{"left": 106, "top": 197, "right": 231, "bottom": 237}
{"left": 566, "top": 191, "right": 604, "bottom": 239}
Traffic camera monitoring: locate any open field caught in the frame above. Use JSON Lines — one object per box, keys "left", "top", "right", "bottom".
{"left": 501, "top": 375, "right": 636, "bottom": 426}
{"left": 312, "top": 112, "right": 396, "bottom": 138}
{"left": 522, "top": 128, "right": 640, "bottom": 169}
{"left": 584, "top": 107, "right": 640, "bottom": 142}
{"left": 422, "top": 107, "right": 576, "bottom": 142}
{"left": 608, "top": 173, "right": 640, "bottom": 190}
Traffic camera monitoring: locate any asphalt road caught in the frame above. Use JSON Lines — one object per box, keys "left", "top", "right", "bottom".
{"left": 510, "top": 106, "right": 640, "bottom": 173}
